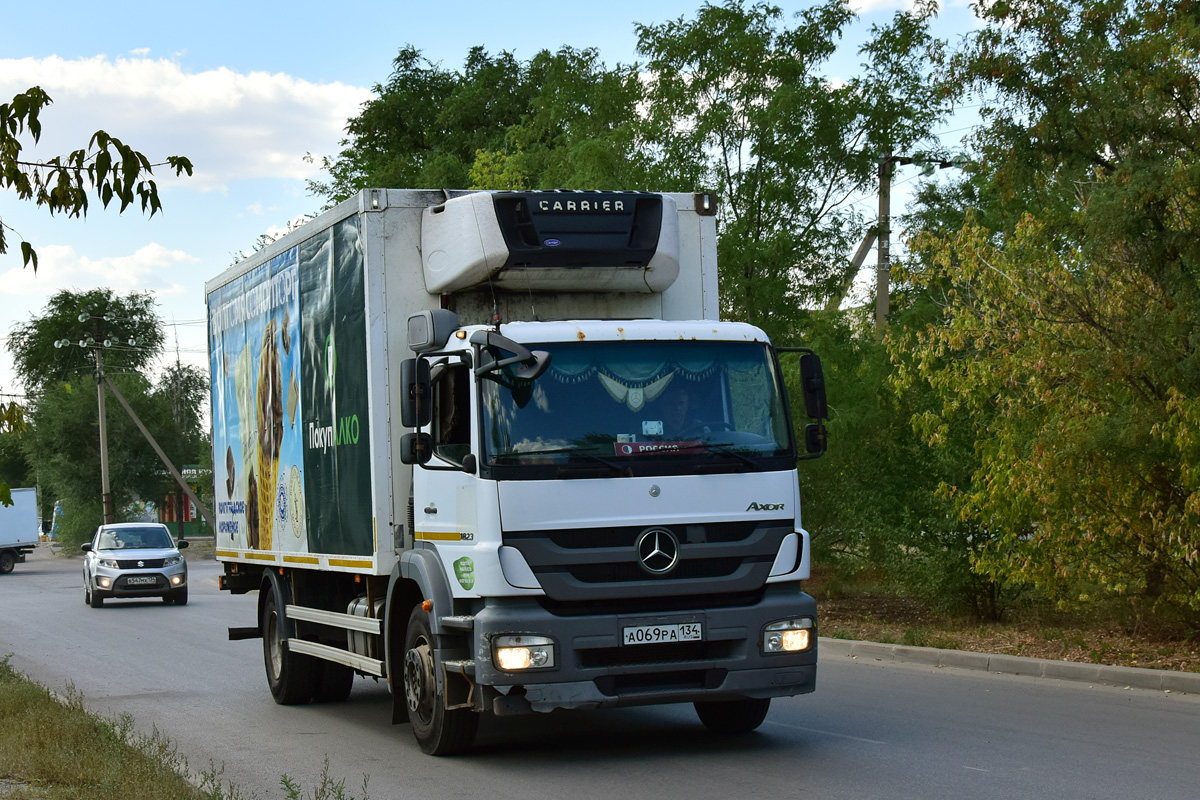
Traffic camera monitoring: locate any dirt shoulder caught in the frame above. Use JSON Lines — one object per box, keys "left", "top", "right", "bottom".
{"left": 817, "top": 590, "right": 1200, "bottom": 674}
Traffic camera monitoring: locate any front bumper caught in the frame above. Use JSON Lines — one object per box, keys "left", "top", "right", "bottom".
{"left": 92, "top": 564, "right": 187, "bottom": 597}
{"left": 471, "top": 585, "right": 817, "bottom": 713}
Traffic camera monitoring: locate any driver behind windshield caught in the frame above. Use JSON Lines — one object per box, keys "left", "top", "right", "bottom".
{"left": 655, "top": 382, "right": 711, "bottom": 439}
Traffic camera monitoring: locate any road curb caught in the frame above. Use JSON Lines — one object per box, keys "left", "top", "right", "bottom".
{"left": 819, "top": 637, "right": 1200, "bottom": 695}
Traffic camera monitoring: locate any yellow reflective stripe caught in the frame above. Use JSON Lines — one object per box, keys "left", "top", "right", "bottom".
{"left": 283, "top": 555, "right": 320, "bottom": 565}
{"left": 415, "top": 531, "right": 463, "bottom": 541}
{"left": 328, "top": 558, "right": 373, "bottom": 569}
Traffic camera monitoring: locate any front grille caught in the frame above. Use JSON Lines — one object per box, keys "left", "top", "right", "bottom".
{"left": 504, "top": 520, "right": 793, "bottom": 602}
{"left": 538, "top": 588, "right": 765, "bottom": 617}
{"left": 117, "top": 558, "right": 166, "bottom": 569}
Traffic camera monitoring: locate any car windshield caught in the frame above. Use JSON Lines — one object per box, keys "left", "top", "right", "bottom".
{"left": 480, "top": 339, "right": 793, "bottom": 478}
{"left": 98, "top": 527, "right": 173, "bottom": 550}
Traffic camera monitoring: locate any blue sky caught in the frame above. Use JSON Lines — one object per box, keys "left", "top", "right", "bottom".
{"left": 0, "top": 0, "right": 982, "bottom": 396}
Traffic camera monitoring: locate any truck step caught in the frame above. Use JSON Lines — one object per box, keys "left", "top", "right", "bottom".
{"left": 439, "top": 615, "right": 475, "bottom": 632}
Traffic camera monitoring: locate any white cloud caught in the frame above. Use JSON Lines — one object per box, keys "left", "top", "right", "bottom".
{"left": 0, "top": 242, "right": 198, "bottom": 298}
{"left": 0, "top": 55, "right": 372, "bottom": 193}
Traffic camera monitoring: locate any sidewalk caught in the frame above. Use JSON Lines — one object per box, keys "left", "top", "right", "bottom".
{"left": 821, "top": 637, "right": 1200, "bottom": 694}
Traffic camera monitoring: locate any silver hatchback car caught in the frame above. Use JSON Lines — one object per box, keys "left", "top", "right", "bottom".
{"left": 81, "top": 523, "right": 189, "bottom": 607}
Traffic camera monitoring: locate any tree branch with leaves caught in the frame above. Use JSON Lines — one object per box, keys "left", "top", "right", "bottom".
{"left": 0, "top": 87, "right": 193, "bottom": 271}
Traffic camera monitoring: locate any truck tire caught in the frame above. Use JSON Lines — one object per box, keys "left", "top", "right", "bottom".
{"left": 0, "top": 551, "right": 15, "bottom": 574}
{"left": 312, "top": 660, "right": 354, "bottom": 703}
{"left": 694, "top": 697, "right": 771, "bottom": 734}
{"left": 402, "top": 605, "right": 479, "bottom": 755}
{"left": 262, "top": 593, "right": 317, "bottom": 704}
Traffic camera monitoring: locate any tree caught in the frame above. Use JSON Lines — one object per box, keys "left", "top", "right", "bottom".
{"left": 897, "top": 0, "right": 1200, "bottom": 624}
{"left": 634, "top": 0, "right": 951, "bottom": 342}
{"left": 489, "top": 47, "right": 650, "bottom": 190}
{"left": 5, "top": 290, "right": 207, "bottom": 546}
{"left": 8, "top": 289, "right": 166, "bottom": 395}
{"left": 0, "top": 87, "right": 193, "bottom": 271}
{"left": 308, "top": 44, "right": 648, "bottom": 203}
{"left": 308, "top": 46, "right": 535, "bottom": 204}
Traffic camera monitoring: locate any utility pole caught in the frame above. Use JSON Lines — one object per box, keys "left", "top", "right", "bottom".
{"left": 93, "top": 346, "right": 114, "bottom": 524}
{"left": 869, "top": 151, "right": 971, "bottom": 338}
{"left": 876, "top": 154, "right": 894, "bottom": 338}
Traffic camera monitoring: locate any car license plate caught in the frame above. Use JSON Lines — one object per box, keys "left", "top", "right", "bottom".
{"left": 622, "top": 622, "right": 703, "bottom": 646}
{"left": 126, "top": 576, "right": 157, "bottom": 585}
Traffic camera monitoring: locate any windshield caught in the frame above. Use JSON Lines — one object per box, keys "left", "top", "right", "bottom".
{"left": 480, "top": 340, "right": 794, "bottom": 479}
{"left": 98, "top": 527, "right": 173, "bottom": 550}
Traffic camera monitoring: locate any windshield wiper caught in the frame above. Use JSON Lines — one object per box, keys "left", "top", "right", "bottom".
{"left": 492, "top": 446, "right": 629, "bottom": 475}
{"left": 698, "top": 443, "right": 762, "bottom": 470}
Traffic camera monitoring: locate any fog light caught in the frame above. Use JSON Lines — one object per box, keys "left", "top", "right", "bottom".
{"left": 762, "top": 618, "right": 814, "bottom": 653}
{"left": 171, "top": 576, "right": 182, "bottom": 585}
{"left": 100, "top": 577, "right": 111, "bottom": 588}
{"left": 493, "top": 635, "right": 555, "bottom": 671}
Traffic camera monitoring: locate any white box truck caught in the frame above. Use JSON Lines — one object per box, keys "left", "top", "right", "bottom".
{"left": 0, "top": 488, "right": 40, "bottom": 574}
{"left": 207, "top": 189, "right": 828, "bottom": 755}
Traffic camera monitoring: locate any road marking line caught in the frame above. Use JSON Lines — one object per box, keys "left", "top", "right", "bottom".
{"left": 763, "top": 721, "right": 887, "bottom": 745}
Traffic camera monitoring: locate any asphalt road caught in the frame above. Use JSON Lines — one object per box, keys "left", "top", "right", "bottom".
{"left": 2, "top": 545, "right": 1198, "bottom": 800}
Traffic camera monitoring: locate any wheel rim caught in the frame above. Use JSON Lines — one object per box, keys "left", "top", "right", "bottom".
{"left": 403, "top": 635, "right": 435, "bottom": 725}
{"left": 266, "top": 611, "right": 283, "bottom": 679}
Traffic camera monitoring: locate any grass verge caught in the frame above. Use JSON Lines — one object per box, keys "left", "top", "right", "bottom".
{"left": 0, "top": 656, "right": 368, "bottom": 800}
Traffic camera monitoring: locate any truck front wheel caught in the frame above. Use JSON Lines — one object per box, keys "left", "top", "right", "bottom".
{"left": 694, "top": 697, "right": 771, "bottom": 734}
{"left": 402, "top": 605, "right": 479, "bottom": 755}
{"left": 262, "top": 594, "right": 317, "bottom": 704}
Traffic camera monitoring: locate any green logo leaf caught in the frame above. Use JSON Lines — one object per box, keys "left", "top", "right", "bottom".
{"left": 453, "top": 557, "right": 475, "bottom": 590}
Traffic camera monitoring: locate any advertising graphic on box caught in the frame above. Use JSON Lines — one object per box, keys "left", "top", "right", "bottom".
{"left": 208, "top": 218, "right": 372, "bottom": 556}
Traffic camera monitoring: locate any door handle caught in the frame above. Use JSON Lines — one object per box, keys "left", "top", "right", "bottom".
{"left": 424, "top": 505, "right": 437, "bottom": 514}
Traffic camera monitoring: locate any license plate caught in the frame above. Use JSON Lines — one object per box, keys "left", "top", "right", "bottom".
{"left": 126, "top": 576, "right": 157, "bottom": 585}
{"left": 622, "top": 622, "right": 703, "bottom": 646}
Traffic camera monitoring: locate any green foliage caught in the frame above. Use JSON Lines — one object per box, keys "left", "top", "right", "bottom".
{"left": 6, "top": 290, "right": 208, "bottom": 538}
{"left": 309, "top": 44, "right": 648, "bottom": 204}
{"left": 308, "top": 46, "right": 536, "bottom": 202}
{"left": 0, "top": 87, "right": 192, "bottom": 270}
{"left": 635, "top": 0, "right": 951, "bottom": 341}
{"left": 8, "top": 289, "right": 166, "bottom": 394}
{"left": 899, "top": 0, "right": 1200, "bottom": 622}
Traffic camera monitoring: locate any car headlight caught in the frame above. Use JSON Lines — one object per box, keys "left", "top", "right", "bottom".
{"left": 163, "top": 555, "right": 183, "bottom": 567}
{"left": 762, "top": 618, "right": 814, "bottom": 654}
{"left": 493, "top": 635, "right": 556, "bottom": 671}
{"left": 98, "top": 558, "right": 119, "bottom": 569}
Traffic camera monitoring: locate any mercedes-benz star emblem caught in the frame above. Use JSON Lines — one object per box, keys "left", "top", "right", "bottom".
{"left": 636, "top": 527, "right": 680, "bottom": 575}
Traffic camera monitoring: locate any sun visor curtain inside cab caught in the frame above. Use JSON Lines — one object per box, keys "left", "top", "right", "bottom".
{"left": 491, "top": 192, "right": 663, "bottom": 269}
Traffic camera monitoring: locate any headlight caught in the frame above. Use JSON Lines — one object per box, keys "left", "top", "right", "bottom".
{"left": 762, "top": 618, "right": 814, "bottom": 654}
{"left": 163, "top": 555, "right": 183, "bottom": 566}
{"left": 98, "top": 558, "right": 119, "bottom": 568}
{"left": 493, "top": 634, "right": 556, "bottom": 671}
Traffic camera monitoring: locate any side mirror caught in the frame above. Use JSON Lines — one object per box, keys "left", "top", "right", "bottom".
{"left": 804, "top": 423, "right": 827, "bottom": 455}
{"left": 469, "top": 330, "right": 552, "bottom": 381}
{"left": 400, "top": 432, "right": 434, "bottom": 465}
{"left": 177, "top": 539, "right": 190, "bottom": 549}
{"left": 80, "top": 543, "right": 92, "bottom": 552}
{"left": 400, "top": 358, "right": 432, "bottom": 428}
{"left": 799, "top": 353, "right": 827, "bottom": 421}
{"left": 407, "top": 309, "right": 460, "bottom": 354}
